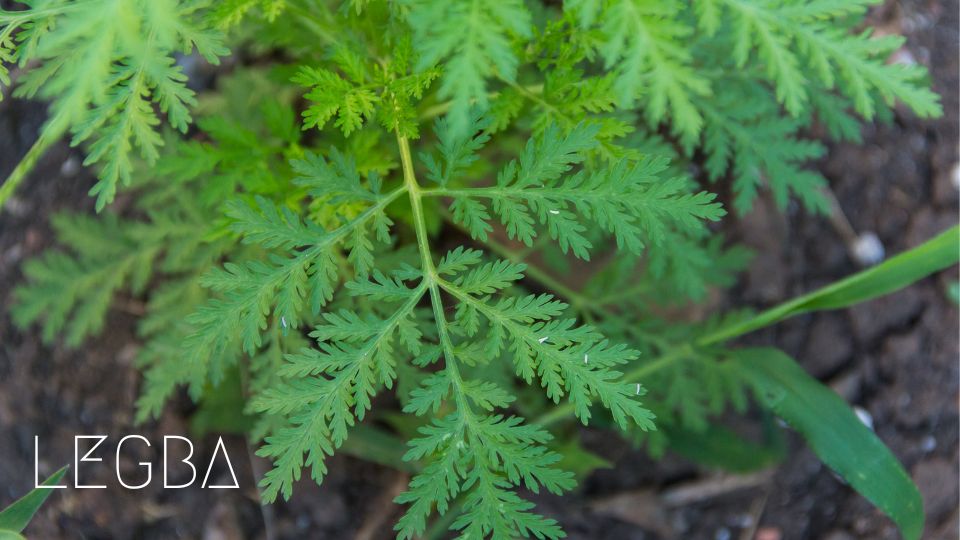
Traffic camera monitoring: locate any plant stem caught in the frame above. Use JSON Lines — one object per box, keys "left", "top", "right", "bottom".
{"left": 396, "top": 132, "right": 472, "bottom": 413}
{"left": 0, "top": 127, "right": 58, "bottom": 210}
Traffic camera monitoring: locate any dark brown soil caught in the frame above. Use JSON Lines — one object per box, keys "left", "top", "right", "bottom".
{"left": 1, "top": 1, "right": 957, "bottom": 539}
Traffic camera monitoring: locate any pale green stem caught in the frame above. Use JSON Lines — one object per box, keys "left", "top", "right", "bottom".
{"left": 0, "top": 127, "right": 59, "bottom": 210}
{"left": 396, "top": 132, "right": 472, "bottom": 415}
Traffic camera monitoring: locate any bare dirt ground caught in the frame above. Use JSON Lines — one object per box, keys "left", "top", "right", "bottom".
{"left": 0, "top": 1, "right": 957, "bottom": 539}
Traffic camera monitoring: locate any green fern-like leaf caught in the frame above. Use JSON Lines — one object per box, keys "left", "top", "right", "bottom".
{"left": 1, "top": 0, "right": 227, "bottom": 210}
{"left": 203, "top": 113, "right": 684, "bottom": 538}
{"left": 588, "top": 0, "right": 710, "bottom": 145}
{"left": 12, "top": 209, "right": 205, "bottom": 346}
{"left": 293, "top": 38, "right": 440, "bottom": 138}
{"left": 427, "top": 122, "right": 725, "bottom": 259}
{"left": 701, "top": 77, "right": 829, "bottom": 213}
{"left": 183, "top": 166, "right": 404, "bottom": 382}
{"left": 293, "top": 65, "right": 378, "bottom": 136}
{"left": 255, "top": 277, "right": 426, "bottom": 500}
{"left": 401, "top": 0, "right": 532, "bottom": 136}
{"left": 705, "top": 0, "right": 941, "bottom": 119}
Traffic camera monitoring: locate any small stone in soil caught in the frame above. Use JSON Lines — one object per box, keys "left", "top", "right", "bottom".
{"left": 851, "top": 232, "right": 885, "bottom": 266}
{"left": 60, "top": 156, "right": 80, "bottom": 177}
{"left": 853, "top": 406, "right": 874, "bottom": 431}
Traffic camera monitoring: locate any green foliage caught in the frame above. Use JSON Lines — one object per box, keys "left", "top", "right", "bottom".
{"left": 708, "top": 0, "right": 940, "bottom": 120}
{"left": 701, "top": 76, "right": 830, "bottom": 213}
{"left": 701, "top": 224, "right": 960, "bottom": 344}
{"left": 292, "top": 39, "right": 440, "bottom": 138}
{"left": 228, "top": 118, "right": 660, "bottom": 532}
{"left": 429, "top": 122, "right": 725, "bottom": 259}
{"left": 13, "top": 207, "right": 215, "bottom": 346}
{"left": 733, "top": 348, "right": 924, "bottom": 540}
{"left": 3, "top": 0, "right": 942, "bottom": 211}
{"left": 6, "top": 1, "right": 951, "bottom": 539}
{"left": 0, "top": 0, "right": 227, "bottom": 210}
{"left": 0, "top": 467, "right": 67, "bottom": 537}
{"left": 592, "top": 0, "right": 709, "bottom": 145}
{"left": 401, "top": 0, "right": 531, "bottom": 136}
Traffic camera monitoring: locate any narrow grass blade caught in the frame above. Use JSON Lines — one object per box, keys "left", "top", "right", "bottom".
{"left": 702, "top": 225, "right": 959, "bottom": 344}
{"left": 731, "top": 348, "right": 923, "bottom": 540}
{"left": 0, "top": 466, "right": 68, "bottom": 533}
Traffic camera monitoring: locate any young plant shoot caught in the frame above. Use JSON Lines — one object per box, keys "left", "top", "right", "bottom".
{"left": 2, "top": 1, "right": 954, "bottom": 539}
